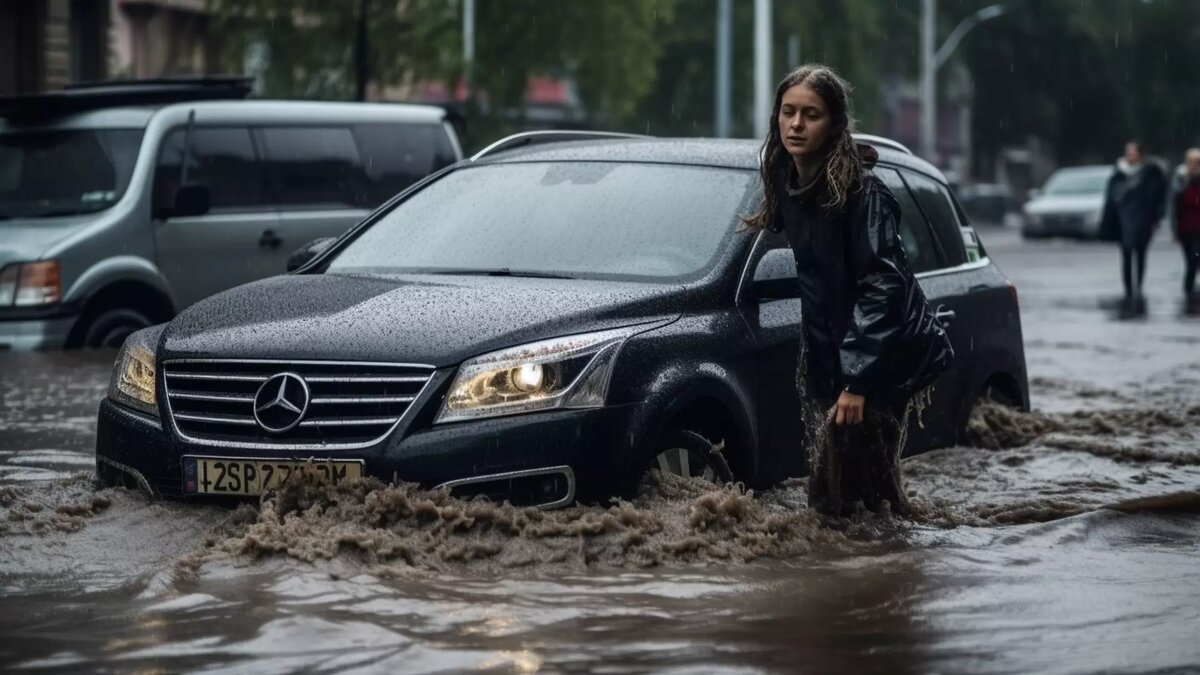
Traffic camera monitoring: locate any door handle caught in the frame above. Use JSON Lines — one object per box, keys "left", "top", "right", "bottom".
{"left": 259, "top": 229, "right": 283, "bottom": 249}
{"left": 934, "top": 306, "right": 956, "bottom": 324}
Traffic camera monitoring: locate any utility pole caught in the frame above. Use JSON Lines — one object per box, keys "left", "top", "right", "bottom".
{"left": 753, "top": 0, "right": 772, "bottom": 139}
{"left": 354, "top": 0, "right": 369, "bottom": 101}
{"left": 714, "top": 0, "right": 731, "bottom": 138}
{"left": 463, "top": 0, "right": 475, "bottom": 96}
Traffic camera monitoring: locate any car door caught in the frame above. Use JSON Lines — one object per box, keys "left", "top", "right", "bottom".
{"left": 739, "top": 229, "right": 808, "bottom": 482}
{"left": 152, "top": 124, "right": 279, "bottom": 310}
{"left": 257, "top": 126, "right": 371, "bottom": 271}
{"left": 893, "top": 167, "right": 983, "bottom": 450}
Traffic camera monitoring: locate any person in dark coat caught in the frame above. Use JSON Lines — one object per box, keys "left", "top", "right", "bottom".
{"left": 1101, "top": 141, "right": 1167, "bottom": 314}
{"left": 741, "top": 65, "right": 953, "bottom": 517}
{"left": 1171, "top": 148, "right": 1200, "bottom": 313}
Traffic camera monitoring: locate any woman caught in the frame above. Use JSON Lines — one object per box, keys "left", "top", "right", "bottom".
{"left": 1172, "top": 147, "right": 1200, "bottom": 313}
{"left": 742, "top": 65, "right": 952, "bottom": 517}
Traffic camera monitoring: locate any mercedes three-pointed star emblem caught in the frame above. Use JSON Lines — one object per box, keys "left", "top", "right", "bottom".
{"left": 253, "top": 372, "right": 311, "bottom": 433}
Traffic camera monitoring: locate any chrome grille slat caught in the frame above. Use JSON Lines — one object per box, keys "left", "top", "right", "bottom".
{"left": 310, "top": 395, "right": 417, "bottom": 404}
{"left": 171, "top": 391, "right": 256, "bottom": 403}
{"left": 175, "top": 412, "right": 258, "bottom": 426}
{"left": 163, "top": 359, "right": 435, "bottom": 450}
{"left": 299, "top": 417, "right": 397, "bottom": 427}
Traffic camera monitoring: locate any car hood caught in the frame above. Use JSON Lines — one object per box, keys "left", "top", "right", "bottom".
{"left": 161, "top": 272, "right": 688, "bottom": 366}
{"left": 1025, "top": 193, "right": 1104, "bottom": 215}
{"left": 0, "top": 215, "right": 94, "bottom": 268}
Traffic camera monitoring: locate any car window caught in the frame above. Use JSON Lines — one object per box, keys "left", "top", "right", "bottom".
{"left": 902, "top": 171, "right": 969, "bottom": 266}
{"left": 259, "top": 126, "right": 369, "bottom": 209}
{"left": 875, "top": 167, "right": 941, "bottom": 274}
{"left": 154, "top": 127, "right": 266, "bottom": 215}
{"left": 327, "top": 162, "right": 755, "bottom": 283}
{"left": 1, "top": 128, "right": 143, "bottom": 219}
{"left": 351, "top": 123, "right": 442, "bottom": 206}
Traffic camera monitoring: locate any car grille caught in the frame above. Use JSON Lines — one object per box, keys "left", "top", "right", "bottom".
{"left": 162, "top": 360, "right": 436, "bottom": 449}
{"left": 1042, "top": 214, "right": 1085, "bottom": 231}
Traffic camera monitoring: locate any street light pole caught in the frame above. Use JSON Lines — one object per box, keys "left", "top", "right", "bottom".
{"left": 715, "top": 0, "right": 731, "bottom": 138}
{"left": 753, "top": 0, "right": 772, "bottom": 139}
{"left": 920, "top": 1, "right": 1006, "bottom": 163}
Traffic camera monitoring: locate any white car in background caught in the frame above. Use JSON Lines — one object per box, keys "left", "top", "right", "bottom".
{"left": 1021, "top": 165, "right": 1111, "bottom": 239}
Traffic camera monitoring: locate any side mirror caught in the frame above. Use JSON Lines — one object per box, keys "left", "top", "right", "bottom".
{"left": 750, "top": 248, "right": 800, "bottom": 301}
{"left": 173, "top": 183, "right": 211, "bottom": 218}
{"left": 287, "top": 237, "right": 337, "bottom": 272}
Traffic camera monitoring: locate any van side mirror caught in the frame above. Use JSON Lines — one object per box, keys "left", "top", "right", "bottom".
{"left": 287, "top": 237, "right": 337, "bottom": 272}
{"left": 751, "top": 248, "right": 800, "bottom": 301}
{"left": 173, "top": 183, "right": 211, "bottom": 218}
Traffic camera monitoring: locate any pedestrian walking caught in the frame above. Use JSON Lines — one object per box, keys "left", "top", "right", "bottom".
{"left": 741, "top": 65, "right": 953, "bottom": 517}
{"left": 1100, "top": 141, "right": 1168, "bottom": 315}
{"left": 1172, "top": 147, "right": 1200, "bottom": 314}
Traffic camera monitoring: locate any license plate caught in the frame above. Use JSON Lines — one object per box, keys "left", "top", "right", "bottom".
{"left": 182, "top": 456, "right": 364, "bottom": 496}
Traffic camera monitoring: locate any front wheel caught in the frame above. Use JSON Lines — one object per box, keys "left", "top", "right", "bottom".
{"left": 78, "top": 308, "right": 152, "bottom": 349}
{"left": 644, "top": 429, "right": 734, "bottom": 486}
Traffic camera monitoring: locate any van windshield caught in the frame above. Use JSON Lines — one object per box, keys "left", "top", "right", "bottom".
{"left": 0, "top": 128, "right": 143, "bottom": 220}
{"left": 326, "top": 162, "right": 755, "bottom": 283}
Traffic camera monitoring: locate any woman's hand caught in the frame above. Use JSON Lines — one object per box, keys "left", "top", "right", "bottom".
{"left": 834, "top": 390, "right": 866, "bottom": 425}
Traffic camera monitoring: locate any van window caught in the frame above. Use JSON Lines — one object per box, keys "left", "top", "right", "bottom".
{"left": 154, "top": 127, "right": 266, "bottom": 214}
{"left": 1, "top": 128, "right": 142, "bottom": 218}
{"left": 902, "top": 171, "right": 969, "bottom": 266}
{"left": 875, "top": 168, "right": 941, "bottom": 274}
{"left": 351, "top": 124, "right": 443, "bottom": 205}
{"left": 259, "top": 127, "right": 369, "bottom": 209}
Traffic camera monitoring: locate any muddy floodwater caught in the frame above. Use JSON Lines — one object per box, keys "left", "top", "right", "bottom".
{"left": 2, "top": 230, "right": 1199, "bottom": 674}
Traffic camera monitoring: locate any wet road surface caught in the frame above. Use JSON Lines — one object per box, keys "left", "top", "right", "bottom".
{"left": 2, "top": 228, "right": 1199, "bottom": 673}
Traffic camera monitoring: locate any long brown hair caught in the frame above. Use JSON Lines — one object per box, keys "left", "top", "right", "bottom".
{"left": 741, "top": 64, "right": 863, "bottom": 232}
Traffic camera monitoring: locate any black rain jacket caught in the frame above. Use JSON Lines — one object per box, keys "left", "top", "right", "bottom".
{"left": 770, "top": 158, "right": 953, "bottom": 401}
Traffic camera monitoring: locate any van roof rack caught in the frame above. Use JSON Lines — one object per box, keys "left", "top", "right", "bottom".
{"left": 471, "top": 130, "right": 648, "bottom": 161}
{"left": 852, "top": 133, "right": 914, "bottom": 156}
{"left": 0, "top": 75, "right": 253, "bottom": 121}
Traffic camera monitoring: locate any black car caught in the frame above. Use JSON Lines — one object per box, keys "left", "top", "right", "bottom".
{"left": 95, "top": 132, "right": 1029, "bottom": 507}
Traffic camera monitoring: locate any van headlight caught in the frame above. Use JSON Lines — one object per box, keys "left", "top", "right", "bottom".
{"left": 107, "top": 325, "right": 165, "bottom": 417}
{"left": 435, "top": 324, "right": 650, "bottom": 424}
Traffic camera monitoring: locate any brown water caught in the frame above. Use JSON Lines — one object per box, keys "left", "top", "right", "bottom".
{"left": 2, "top": 230, "right": 1199, "bottom": 673}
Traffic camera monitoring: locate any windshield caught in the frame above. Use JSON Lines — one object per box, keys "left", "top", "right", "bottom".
{"left": 326, "top": 162, "right": 755, "bottom": 282}
{"left": 0, "top": 128, "right": 144, "bottom": 219}
{"left": 1041, "top": 167, "right": 1110, "bottom": 196}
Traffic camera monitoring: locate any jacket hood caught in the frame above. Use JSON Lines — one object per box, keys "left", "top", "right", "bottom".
{"left": 161, "top": 272, "right": 687, "bottom": 366}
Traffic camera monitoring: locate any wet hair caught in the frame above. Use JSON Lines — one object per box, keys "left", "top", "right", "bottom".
{"left": 742, "top": 64, "right": 863, "bottom": 232}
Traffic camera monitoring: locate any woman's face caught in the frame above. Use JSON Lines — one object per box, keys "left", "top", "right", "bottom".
{"left": 778, "top": 83, "right": 832, "bottom": 160}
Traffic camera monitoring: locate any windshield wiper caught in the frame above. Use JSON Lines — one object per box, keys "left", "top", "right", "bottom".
{"left": 425, "top": 268, "right": 576, "bottom": 280}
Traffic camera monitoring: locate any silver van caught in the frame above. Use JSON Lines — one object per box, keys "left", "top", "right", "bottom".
{"left": 0, "top": 78, "right": 462, "bottom": 350}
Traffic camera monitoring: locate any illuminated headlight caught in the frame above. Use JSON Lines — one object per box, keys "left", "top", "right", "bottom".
{"left": 107, "top": 325, "right": 165, "bottom": 417}
{"left": 435, "top": 324, "right": 651, "bottom": 424}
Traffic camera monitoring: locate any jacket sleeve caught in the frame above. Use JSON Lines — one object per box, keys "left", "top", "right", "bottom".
{"left": 839, "top": 183, "right": 911, "bottom": 396}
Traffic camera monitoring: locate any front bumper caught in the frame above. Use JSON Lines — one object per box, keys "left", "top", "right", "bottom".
{"left": 95, "top": 397, "right": 648, "bottom": 506}
{"left": 0, "top": 315, "right": 76, "bottom": 350}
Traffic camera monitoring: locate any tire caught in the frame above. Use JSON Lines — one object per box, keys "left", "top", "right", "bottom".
{"left": 642, "top": 429, "right": 734, "bottom": 487}
{"left": 79, "top": 308, "right": 152, "bottom": 349}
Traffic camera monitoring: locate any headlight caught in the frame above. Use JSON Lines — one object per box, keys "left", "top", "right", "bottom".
{"left": 1085, "top": 208, "right": 1103, "bottom": 228}
{"left": 107, "top": 325, "right": 165, "bottom": 417}
{"left": 1024, "top": 212, "right": 1042, "bottom": 227}
{"left": 435, "top": 324, "right": 654, "bottom": 424}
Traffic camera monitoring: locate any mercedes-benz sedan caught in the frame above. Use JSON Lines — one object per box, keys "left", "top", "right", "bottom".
{"left": 95, "top": 133, "right": 1029, "bottom": 507}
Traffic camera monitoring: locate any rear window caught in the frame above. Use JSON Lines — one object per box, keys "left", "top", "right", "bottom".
{"left": 328, "top": 162, "right": 755, "bottom": 283}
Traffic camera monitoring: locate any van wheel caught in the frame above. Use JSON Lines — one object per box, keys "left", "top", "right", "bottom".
{"left": 80, "top": 308, "right": 152, "bottom": 349}
{"left": 644, "top": 429, "right": 734, "bottom": 486}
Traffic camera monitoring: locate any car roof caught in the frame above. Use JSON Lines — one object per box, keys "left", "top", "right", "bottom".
{"left": 0, "top": 99, "right": 448, "bottom": 132}
{"left": 472, "top": 135, "right": 951, "bottom": 185}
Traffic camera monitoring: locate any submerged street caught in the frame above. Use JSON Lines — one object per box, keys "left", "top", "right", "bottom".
{"left": 2, "top": 227, "right": 1199, "bottom": 674}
